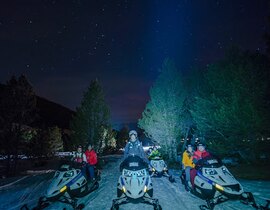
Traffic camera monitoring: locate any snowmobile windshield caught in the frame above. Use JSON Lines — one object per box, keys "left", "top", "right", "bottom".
{"left": 197, "top": 156, "right": 223, "bottom": 168}
{"left": 121, "top": 155, "right": 148, "bottom": 171}
{"left": 58, "top": 164, "right": 73, "bottom": 172}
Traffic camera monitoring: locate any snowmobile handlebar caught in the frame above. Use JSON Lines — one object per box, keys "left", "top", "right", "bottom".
{"left": 195, "top": 156, "right": 223, "bottom": 169}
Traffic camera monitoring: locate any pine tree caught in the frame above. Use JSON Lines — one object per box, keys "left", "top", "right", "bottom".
{"left": 116, "top": 126, "right": 129, "bottom": 149}
{"left": 48, "top": 126, "right": 63, "bottom": 155}
{"left": 179, "top": 67, "right": 203, "bottom": 152}
{"left": 98, "top": 125, "right": 117, "bottom": 153}
{"left": 70, "top": 79, "right": 110, "bottom": 151}
{"left": 138, "top": 59, "right": 185, "bottom": 161}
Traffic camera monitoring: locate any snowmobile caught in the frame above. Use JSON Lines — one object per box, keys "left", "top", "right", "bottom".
{"left": 111, "top": 155, "right": 162, "bottom": 210}
{"left": 21, "top": 163, "right": 100, "bottom": 210}
{"left": 149, "top": 155, "right": 175, "bottom": 182}
{"left": 180, "top": 155, "right": 270, "bottom": 210}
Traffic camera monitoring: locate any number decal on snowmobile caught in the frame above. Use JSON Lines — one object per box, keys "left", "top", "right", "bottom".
{"left": 129, "top": 162, "right": 139, "bottom": 167}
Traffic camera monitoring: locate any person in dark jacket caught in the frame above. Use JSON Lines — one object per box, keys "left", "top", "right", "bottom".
{"left": 123, "top": 130, "right": 149, "bottom": 164}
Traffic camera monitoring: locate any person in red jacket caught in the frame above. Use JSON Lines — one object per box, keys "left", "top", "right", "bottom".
{"left": 190, "top": 143, "right": 211, "bottom": 187}
{"left": 85, "top": 144, "right": 98, "bottom": 180}
{"left": 193, "top": 143, "right": 210, "bottom": 164}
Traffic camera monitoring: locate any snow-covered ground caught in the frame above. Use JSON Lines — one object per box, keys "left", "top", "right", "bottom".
{"left": 0, "top": 155, "right": 269, "bottom": 210}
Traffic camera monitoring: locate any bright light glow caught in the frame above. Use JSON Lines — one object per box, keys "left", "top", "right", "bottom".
{"left": 122, "top": 186, "right": 126, "bottom": 193}
{"left": 60, "top": 185, "right": 67, "bottom": 193}
{"left": 144, "top": 185, "right": 147, "bottom": 192}
{"left": 215, "top": 183, "right": 224, "bottom": 191}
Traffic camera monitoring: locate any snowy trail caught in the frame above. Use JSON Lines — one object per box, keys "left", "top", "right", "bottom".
{"left": 82, "top": 156, "right": 204, "bottom": 210}
{"left": 0, "top": 172, "right": 54, "bottom": 210}
{"left": 153, "top": 175, "right": 205, "bottom": 210}
{"left": 0, "top": 155, "right": 269, "bottom": 210}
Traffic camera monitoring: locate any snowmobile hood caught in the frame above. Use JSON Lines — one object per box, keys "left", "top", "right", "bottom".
{"left": 120, "top": 168, "right": 150, "bottom": 199}
{"left": 150, "top": 159, "right": 167, "bottom": 173}
{"left": 201, "top": 165, "right": 244, "bottom": 195}
{"left": 45, "top": 165, "right": 80, "bottom": 198}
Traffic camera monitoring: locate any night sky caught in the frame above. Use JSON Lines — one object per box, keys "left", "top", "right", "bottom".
{"left": 0, "top": 0, "right": 269, "bottom": 127}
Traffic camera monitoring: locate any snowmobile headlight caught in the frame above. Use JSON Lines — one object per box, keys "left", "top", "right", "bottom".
{"left": 144, "top": 185, "right": 148, "bottom": 192}
{"left": 215, "top": 183, "right": 224, "bottom": 191}
{"left": 63, "top": 170, "right": 74, "bottom": 177}
{"left": 60, "top": 185, "right": 67, "bottom": 193}
{"left": 205, "top": 168, "right": 217, "bottom": 175}
{"left": 122, "top": 186, "right": 126, "bottom": 193}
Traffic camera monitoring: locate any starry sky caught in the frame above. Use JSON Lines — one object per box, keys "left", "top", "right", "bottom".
{"left": 0, "top": 0, "right": 269, "bottom": 127}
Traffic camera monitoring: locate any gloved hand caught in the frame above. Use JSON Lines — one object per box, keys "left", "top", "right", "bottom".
{"left": 193, "top": 158, "right": 198, "bottom": 164}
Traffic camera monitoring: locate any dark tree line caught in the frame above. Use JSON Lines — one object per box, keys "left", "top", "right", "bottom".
{"left": 0, "top": 75, "right": 64, "bottom": 176}
{"left": 139, "top": 48, "right": 270, "bottom": 161}
{"left": 191, "top": 49, "right": 270, "bottom": 157}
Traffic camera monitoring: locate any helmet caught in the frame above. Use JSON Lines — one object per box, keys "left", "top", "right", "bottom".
{"left": 197, "top": 143, "right": 206, "bottom": 151}
{"left": 186, "top": 144, "right": 193, "bottom": 149}
{"left": 129, "top": 130, "right": 137, "bottom": 138}
{"left": 198, "top": 143, "right": 205, "bottom": 147}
